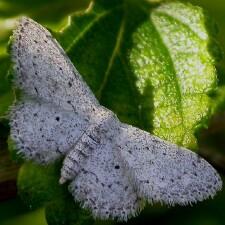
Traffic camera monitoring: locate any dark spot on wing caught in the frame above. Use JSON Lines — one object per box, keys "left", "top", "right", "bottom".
{"left": 34, "top": 87, "right": 38, "bottom": 94}
{"left": 24, "top": 21, "right": 29, "bottom": 26}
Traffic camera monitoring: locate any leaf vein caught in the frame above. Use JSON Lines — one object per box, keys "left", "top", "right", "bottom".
{"left": 65, "top": 7, "right": 121, "bottom": 53}
{"left": 97, "top": 12, "right": 126, "bottom": 99}
{"left": 154, "top": 11, "right": 206, "bottom": 42}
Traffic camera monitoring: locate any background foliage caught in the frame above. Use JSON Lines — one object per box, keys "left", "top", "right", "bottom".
{"left": 1, "top": 0, "right": 225, "bottom": 225}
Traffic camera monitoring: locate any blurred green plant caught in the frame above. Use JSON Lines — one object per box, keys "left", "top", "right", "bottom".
{"left": 0, "top": 0, "right": 90, "bottom": 55}
{"left": 0, "top": 55, "right": 14, "bottom": 117}
{"left": 1, "top": 0, "right": 225, "bottom": 225}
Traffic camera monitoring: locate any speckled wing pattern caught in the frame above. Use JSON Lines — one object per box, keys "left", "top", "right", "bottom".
{"left": 117, "top": 124, "right": 221, "bottom": 205}
{"left": 11, "top": 17, "right": 99, "bottom": 118}
{"left": 60, "top": 111, "right": 144, "bottom": 220}
{"left": 10, "top": 17, "right": 222, "bottom": 221}
{"left": 10, "top": 100, "right": 89, "bottom": 163}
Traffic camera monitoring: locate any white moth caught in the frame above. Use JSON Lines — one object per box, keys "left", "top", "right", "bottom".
{"left": 10, "top": 17, "right": 222, "bottom": 221}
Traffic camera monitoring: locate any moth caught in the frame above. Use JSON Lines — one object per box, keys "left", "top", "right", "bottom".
{"left": 10, "top": 17, "right": 222, "bottom": 221}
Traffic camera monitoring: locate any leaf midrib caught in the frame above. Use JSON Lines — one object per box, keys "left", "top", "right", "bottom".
{"left": 151, "top": 15, "right": 185, "bottom": 142}
{"left": 151, "top": 10, "right": 211, "bottom": 143}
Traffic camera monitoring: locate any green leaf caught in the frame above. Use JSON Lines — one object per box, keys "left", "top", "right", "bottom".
{"left": 0, "top": 0, "right": 89, "bottom": 22}
{"left": 17, "top": 161, "right": 63, "bottom": 210}
{"left": 45, "top": 198, "right": 94, "bottom": 225}
{"left": 187, "top": 0, "right": 225, "bottom": 54}
{"left": 0, "top": 1, "right": 90, "bottom": 55}
{"left": 129, "top": 2, "right": 220, "bottom": 148}
{"left": 0, "top": 18, "right": 17, "bottom": 55}
{"left": 58, "top": 0, "right": 220, "bottom": 149}
{"left": 0, "top": 55, "right": 14, "bottom": 118}
{"left": 18, "top": 161, "right": 95, "bottom": 225}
